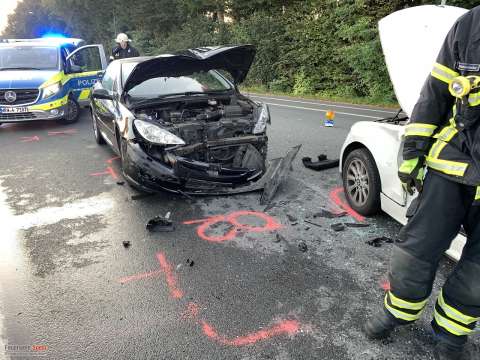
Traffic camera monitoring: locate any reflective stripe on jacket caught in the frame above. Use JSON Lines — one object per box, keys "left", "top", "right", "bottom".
{"left": 402, "top": 7, "right": 480, "bottom": 187}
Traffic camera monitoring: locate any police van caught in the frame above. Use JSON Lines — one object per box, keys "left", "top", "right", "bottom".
{"left": 0, "top": 37, "right": 107, "bottom": 125}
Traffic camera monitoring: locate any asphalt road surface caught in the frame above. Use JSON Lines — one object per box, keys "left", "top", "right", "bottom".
{"left": 0, "top": 94, "right": 478, "bottom": 360}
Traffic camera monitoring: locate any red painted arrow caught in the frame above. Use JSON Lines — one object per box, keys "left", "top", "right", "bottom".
{"left": 20, "top": 136, "right": 40, "bottom": 143}
{"left": 47, "top": 129, "right": 78, "bottom": 136}
{"left": 90, "top": 166, "right": 119, "bottom": 180}
{"left": 106, "top": 156, "right": 120, "bottom": 164}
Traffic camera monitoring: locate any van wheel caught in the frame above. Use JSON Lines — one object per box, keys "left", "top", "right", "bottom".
{"left": 342, "top": 148, "right": 381, "bottom": 216}
{"left": 60, "top": 98, "right": 80, "bottom": 124}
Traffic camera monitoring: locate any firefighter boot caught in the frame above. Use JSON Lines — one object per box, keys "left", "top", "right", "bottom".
{"left": 364, "top": 309, "right": 402, "bottom": 339}
{"left": 433, "top": 341, "right": 467, "bottom": 360}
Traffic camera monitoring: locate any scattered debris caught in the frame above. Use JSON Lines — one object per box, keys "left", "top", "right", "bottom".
{"left": 302, "top": 155, "right": 339, "bottom": 171}
{"left": 304, "top": 220, "right": 322, "bottom": 228}
{"left": 186, "top": 259, "right": 195, "bottom": 267}
{"left": 146, "top": 213, "right": 175, "bottom": 232}
{"left": 331, "top": 223, "right": 346, "bottom": 232}
{"left": 263, "top": 202, "right": 277, "bottom": 212}
{"left": 176, "top": 264, "right": 183, "bottom": 271}
{"left": 366, "top": 236, "right": 394, "bottom": 247}
{"left": 16, "top": 312, "right": 22, "bottom": 316}
{"left": 286, "top": 213, "right": 298, "bottom": 223}
{"left": 312, "top": 209, "right": 347, "bottom": 219}
{"left": 304, "top": 226, "right": 310, "bottom": 231}
{"left": 131, "top": 193, "right": 153, "bottom": 201}
{"left": 298, "top": 241, "right": 308, "bottom": 252}
{"left": 122, "top": 240, "right": 131, "bottom": 248}
{"left": 274, "top": 233, "right": 285, "bottom": 243}
{"left": 116, "top": 181, "right": 125, "bottom": 186}
{"left": 344, "top": 222, "right": 370, "bottom": 228}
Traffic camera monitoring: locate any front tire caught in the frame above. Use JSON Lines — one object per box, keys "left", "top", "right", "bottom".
{"left": 342, "top": 148, "right": 381, "bottom": 216}
{"left": 91, "top": 110, "right": 105, "bottom": 145}
{"left": 59, "top": 98, "right": 80, "bottom": 124}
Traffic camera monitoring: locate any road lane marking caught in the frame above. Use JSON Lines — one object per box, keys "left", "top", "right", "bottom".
{"left": 251, "top": 95, "right": 400, "bottom": 115}
{"left": 262, "top": 102, "right": 383, "bottom": 119}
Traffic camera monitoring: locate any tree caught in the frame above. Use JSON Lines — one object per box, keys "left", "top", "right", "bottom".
{"left": 3, "top": 0, "right": 66, "bottom": 38}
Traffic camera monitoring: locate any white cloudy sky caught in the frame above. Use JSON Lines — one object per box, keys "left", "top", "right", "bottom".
{"left": 0, "top": 0, "right": 20, "bottom": 34}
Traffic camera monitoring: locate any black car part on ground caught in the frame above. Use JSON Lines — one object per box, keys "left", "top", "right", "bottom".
{"left": 302, "top": 155, "right": 339, "bottom": 171}
{"left": 146, "top": 215, "right": 175, "bottom": 232}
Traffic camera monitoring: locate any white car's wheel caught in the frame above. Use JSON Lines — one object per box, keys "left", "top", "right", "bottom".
{"left": 342, "top": 148, "right": 381, "bottom": 216}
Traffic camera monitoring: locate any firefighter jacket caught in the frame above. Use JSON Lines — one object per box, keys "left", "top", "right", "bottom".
{"left": 403, "top": 6, "right": 480, "bottom": 196}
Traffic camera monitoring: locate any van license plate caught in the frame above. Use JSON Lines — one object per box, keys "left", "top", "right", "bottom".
{"left": 0, "top": 107, "right": 28, "bottom": 113}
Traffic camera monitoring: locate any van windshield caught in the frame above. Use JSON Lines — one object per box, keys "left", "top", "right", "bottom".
{"left": 0, "top": 46, "right": 59, "bottom": 70}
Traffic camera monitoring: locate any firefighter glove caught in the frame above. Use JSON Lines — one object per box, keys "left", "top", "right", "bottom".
{"left": 398, "top": 157, "right": 424, "bottom": 195}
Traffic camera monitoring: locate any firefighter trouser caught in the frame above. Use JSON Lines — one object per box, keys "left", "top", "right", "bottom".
{"left": 384, "top": 171, "right": 480, "bottom": 345}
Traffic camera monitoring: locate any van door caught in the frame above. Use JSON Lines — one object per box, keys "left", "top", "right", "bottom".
{"left": 65, "top": 45, "right": 107, "bottom": 106}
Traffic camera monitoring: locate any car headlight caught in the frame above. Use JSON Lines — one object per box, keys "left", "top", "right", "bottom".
{"left": 134, "top": 119, "right": 185, "bottom": 145}
{"left": 41, "top": 82, "right": 61, "bottom": 99}
{"left": 253, "top": 104, "right": 270, "bottom": 134}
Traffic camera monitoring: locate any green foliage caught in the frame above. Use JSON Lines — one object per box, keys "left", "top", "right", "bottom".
{"left": 2, "top": 0, "right": 478, "bottom": 105}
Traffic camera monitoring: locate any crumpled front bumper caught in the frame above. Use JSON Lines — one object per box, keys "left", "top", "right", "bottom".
{"left": 122, "top": 140, "right": 301, "bottom": 198}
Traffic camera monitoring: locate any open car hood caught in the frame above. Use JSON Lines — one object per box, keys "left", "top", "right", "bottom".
{"left": 123, "top": 45, "right": 256, "bottom": 93}
{"left": 378, "top": 5, "right": 468, "bottom": 117}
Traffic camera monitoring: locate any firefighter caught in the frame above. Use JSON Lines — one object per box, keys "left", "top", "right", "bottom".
{"left": 364, "top": 6, "right": 480, "bottom": 360}
{"left": 110, "top": 33, "right": 139, "bottom": 60}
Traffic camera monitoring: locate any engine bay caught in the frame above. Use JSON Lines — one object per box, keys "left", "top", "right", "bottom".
{"left": 133, "top": 95, "right": 268, "bottom": 169}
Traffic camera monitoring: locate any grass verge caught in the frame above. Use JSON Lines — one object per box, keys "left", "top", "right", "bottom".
{"left": 240, "top": 85, "right": 400, "bottom": 109}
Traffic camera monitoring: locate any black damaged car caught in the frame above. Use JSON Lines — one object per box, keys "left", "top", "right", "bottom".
{"left": 90, "top": 45, "right": 298, "bottom": 197}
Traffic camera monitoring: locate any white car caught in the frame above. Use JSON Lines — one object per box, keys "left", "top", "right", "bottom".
{"left": 339, "top": 5, "right": 468, "bottom": 261}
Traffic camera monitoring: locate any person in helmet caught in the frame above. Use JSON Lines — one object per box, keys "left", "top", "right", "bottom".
{"left": 111, "top": 33, "right": 139, "bottom": 61}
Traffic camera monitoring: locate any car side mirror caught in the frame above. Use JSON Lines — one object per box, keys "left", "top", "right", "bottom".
{"left": 92, "top": 88, "right": 113, "bottom": 101}
{"left": 97, "top": 70, "right": 105, "bottom": 80}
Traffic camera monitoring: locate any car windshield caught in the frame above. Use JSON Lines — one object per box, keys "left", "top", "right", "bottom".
{"left": 0, "top": 46, "right": 59, "bottom": 70}
{"left": 122, "top": 62, "right": 232, "bottom": 99}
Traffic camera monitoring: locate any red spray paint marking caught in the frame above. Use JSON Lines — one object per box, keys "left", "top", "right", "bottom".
{"left": 184, "top": 211, "right": 282, "bottom": 243}
{"left": 156, "top": 252, "right": 184, "bottom": 299}
{"left": 47, "top": 129, "right": 77, "bottom": 136}
{"left": 20, "top": 136, "right": 40, "bottom": 143}
{"left": 181, "top": 302, "right": 200, "bottom": 320}
{"left": 120, "top": 252, "right": 303, "bottom": 346}
{"left": 380, "top": 279, "right": 391, "bottom": 292}
{"left": 200, "top": 319, "right": 300, "bottom": 346}
{"left": 106, "top": 156, "right": 121, "bottom": 164}
{"left": 118, "top": 269, "right": 164, "bottom": 284}
{"left": 90, "top": 166, "right": 118, "bottom": 180}
{"left": 329, "top": 187, "right": 365, "bottom": 222}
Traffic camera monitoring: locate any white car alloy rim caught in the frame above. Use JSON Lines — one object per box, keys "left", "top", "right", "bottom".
{"left": 346, "top": 159, "right": 370, "bottom": 207}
